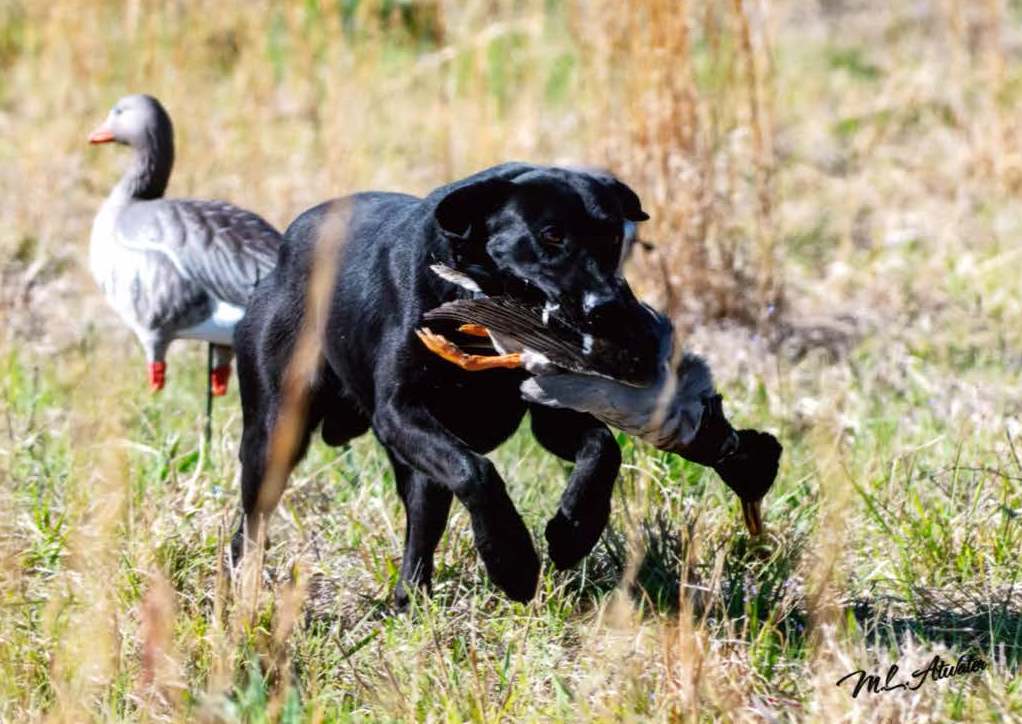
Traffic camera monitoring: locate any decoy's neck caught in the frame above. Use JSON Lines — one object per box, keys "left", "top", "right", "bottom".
{"left": 117, "top": 121, "right": 174, "bottom": 201}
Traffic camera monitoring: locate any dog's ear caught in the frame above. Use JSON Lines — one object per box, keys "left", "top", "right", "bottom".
{"left": 434, "top": 178, "right": 516, "bottom": 241}
{"left": 606, "top": 178, "right": 649, "bottom": 222}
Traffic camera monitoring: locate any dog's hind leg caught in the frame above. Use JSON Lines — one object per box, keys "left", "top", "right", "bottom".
{"left": 386, "top": 452, "right": 454, "bottom": 610}
{"left": 230, "top": 302, "right": 325, "bottom": 564}
{"left": 232, "top": 396, "right": 272, "bottom": 564}
{"left": 530, "top": 404, "right": 622, "bottom": 570}
{"left": 232, "top": 384, "right": 324, "bottom": 564}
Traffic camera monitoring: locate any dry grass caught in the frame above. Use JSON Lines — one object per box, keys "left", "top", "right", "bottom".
{"left": 3, "top": 0, "right": 1022, "bottom": 721}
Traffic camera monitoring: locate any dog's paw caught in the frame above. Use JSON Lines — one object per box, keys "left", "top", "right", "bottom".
{"left": 394, "top": 581, "right": 414, "bottom": 612}
{"left": 473, "top": 514, "right": 540, "bottom": 602}
{"left": 545, "top": 505, "right": 610, "bottom": 570}
{"left": 480, "top": 544, "right": 540, "bottom": 602}
{"left": 494, "top": 552, "right": 540, "bottom": 603}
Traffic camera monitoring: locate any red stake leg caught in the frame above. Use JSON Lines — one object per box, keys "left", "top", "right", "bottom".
{"left": 148, "top": 361, "right": 167, "bottom": 392}
{"left": 211, "top": 364, "right": 231, "bottom": 397}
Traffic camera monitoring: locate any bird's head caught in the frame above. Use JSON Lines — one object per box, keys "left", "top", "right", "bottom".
{"left": 715, "top": 430, "right": 783, "bottom": 537}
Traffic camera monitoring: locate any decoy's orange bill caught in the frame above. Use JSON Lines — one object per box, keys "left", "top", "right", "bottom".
{"left": 88, "top": 127, "right": 115, "bottom": 144}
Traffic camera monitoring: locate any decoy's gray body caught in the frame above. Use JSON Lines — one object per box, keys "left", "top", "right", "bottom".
{"left": 88, "top": 94, "right": 283, "bottom": 393}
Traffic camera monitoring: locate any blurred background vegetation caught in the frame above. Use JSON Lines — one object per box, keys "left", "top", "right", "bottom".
{"left": 3, "top": 0, "right": 1022, "bottom": 720}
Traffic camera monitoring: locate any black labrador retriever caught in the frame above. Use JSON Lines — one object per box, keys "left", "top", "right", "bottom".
{"left": 232, "top": 162, "right": 655, "bottom": 605}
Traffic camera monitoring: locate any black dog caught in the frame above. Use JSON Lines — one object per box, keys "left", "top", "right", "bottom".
{"left": 232, "top": 163, "right": 654, "bottom": 605}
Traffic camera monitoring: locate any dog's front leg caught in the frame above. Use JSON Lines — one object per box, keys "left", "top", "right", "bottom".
{"left": 530, "top": 405, "right": 622, "bottom": 569}
{"left": 373, "top": 391, "right": 540, "bottom": 602}
{"left": 386, "top": 451, "right": 454, "bottom": 609}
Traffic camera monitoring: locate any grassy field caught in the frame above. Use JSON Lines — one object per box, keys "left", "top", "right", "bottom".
{"left": 3, "top": 0, "right": 1022, "bottom": 720}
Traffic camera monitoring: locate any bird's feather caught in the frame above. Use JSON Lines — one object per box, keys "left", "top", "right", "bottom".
{"left": 429, "top": 263, "right": 483, "bottom": 293}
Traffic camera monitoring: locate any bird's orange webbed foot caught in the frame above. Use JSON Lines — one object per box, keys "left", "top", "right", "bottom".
{"left": 211, "top": 364, "right": 232, "bottom": 397}
{"left": 148, "top": 361, "right": 167, "bottom": 392}
{"left": 415, "top": 328, "right": 522, "bottom": 371}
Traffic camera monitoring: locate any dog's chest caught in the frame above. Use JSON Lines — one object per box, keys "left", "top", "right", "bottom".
{"left": 422, "top": 368, "right": 528, "bottom": 454}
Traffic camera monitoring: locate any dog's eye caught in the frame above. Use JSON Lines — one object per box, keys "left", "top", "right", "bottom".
{"left": 540, "top": 226, "right": 565, "bottom": 247}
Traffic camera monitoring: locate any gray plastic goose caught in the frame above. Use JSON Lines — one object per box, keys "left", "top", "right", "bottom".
{"left": 88, "top": 94, "right": 283, "bottom": 394}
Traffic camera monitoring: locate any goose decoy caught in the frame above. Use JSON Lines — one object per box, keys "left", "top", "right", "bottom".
{"left": 416, "top": 293, "right": 781, "bottom": 535}
{"left": 88, "top": 94, "right": 283, "bottom": 399}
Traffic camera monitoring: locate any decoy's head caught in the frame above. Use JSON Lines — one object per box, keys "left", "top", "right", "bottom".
{"left": 433, "top": 167, "right": 652, "bottom": 340}
{"left": 88, "top": 94, "right": 174, "bottom": 154}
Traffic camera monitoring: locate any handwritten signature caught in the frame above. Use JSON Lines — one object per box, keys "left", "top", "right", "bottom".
{"left": 836, "top": 654, "right": 986, "bottom": 698}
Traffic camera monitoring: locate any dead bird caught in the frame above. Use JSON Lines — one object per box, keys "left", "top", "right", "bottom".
{"left": 417, "top": 294, "right": 781, "bottom": 535}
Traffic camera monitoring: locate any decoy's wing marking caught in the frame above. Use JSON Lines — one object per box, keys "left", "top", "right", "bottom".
{"left": 172, "top": 199, "right": 283, "bottom": 306}
{"left": 115, "top": 198, "right": 283, "bottom": 307}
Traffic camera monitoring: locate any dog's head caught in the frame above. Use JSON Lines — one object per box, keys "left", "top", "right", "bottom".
{"left": 434, "top": 166, "right": 650, "bottom": 335}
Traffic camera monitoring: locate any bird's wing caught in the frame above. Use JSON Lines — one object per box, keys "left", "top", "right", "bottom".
{"left": 115, "top": 198, "right": 283, "bottom": 306}
{"left": 423, "top": 298, "right": 591, "bottom": 373}
{"left": 424, "top": 297, "right": 669, "bottom": 385}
